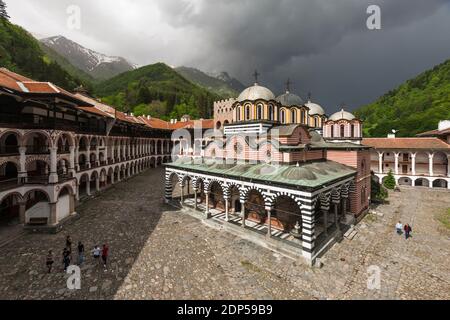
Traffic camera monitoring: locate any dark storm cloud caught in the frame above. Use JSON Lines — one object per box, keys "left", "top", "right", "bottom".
{"left": 7, "top": 0, "right": 450, "bottom": 112}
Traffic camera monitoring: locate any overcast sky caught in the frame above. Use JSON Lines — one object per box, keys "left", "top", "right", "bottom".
{"left": 7, "top": 0, "right": 450, "bottom": 113}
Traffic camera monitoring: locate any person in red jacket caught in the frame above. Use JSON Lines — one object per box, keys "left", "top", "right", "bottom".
{"left": 404, "top": 224, "right": 412, "bottom": 240}
{"left": 102, "top": 244, "right": 109, "bottom": 270}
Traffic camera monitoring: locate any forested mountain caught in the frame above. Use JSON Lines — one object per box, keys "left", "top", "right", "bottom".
{"left": 355, "top": 59, "right": 450, "bottom": 137}
{"left": 41, "top": 36, "right": 135, "bottom": 80}
{"left": 0, "top": 19, "right": 85, "bottom": 90}
{"left": 175, "top": 66, "right": 244, "bottom": 98}
{"left": 95, "top": 63, "right": 222, "bottom": 120}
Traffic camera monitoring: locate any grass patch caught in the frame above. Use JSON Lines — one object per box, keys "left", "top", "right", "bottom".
{"left": 436, "top": 208, "right": 450, "bottom": 230}
{"left": 240, "top": 260, "right": 262, "bottom": 273}
{"left": 365, "top": 213, "right": 377, "bottom": 223}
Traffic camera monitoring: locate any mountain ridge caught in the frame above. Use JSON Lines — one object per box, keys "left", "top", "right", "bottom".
{"left": 40, "top": 35, "right": 135, "bottom": 80}
{"left": 354, "top": 58, "right": 450, "bottom": 137}
{"left": 175, "top": 66, "right": 245, "bottom": 98}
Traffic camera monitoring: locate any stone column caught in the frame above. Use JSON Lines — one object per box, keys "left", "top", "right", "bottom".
{"left": 205, "top": 192, "right": 211, "bottom": 219}
{"left": 95, "top": 176, "right": 100, "bottom": 192}
{"left": 18, "top": 147, "right": 27, "bottom": 182}
{"left": 322, "top": 209, "right": 329, "bottom": 237}
{"left": 447, "top": 155, "right": 450, "bottom": 177}
{"left": 19, "top": 201, "right": 26, "bottom": 224}
{"left": 49, "top": 202, "right": 57, "bottom": 226}
{"left": 428, "top": 153, "right": 434, "bottom": 177}
{"left": 394, "top": 152, "right": 400, "bottom": 175}
{"left": 334, "top": 203, "right": 341, "bottom": 232}
{"left": 241, "top": 201, "right": 245, "bottom": 229}
{"left": 224, "top": 197, "right": 230, "bottom": 222}
{"left": 411, "top": 153, "right": 417, "bottom": 176}
{"left": 86, "top": 179, "right": 91, "bottom": 196}
{"left": 180, "top": 184, "right": 185, "bottom": 205}
{"left": 49, "top": 147, "right": 58, "bottom": 183}
{"left": 69, "top": 146, "right": 75, "bottom": 176}
{"left": 194, "top": 188, "right": 198, "bottom": 209}
{"left": 266, "top": 208, "right": 272, "bottom": 238}
{"left": 74, "top": 146, "right": 80, "bottom": 170}
{"left": 76, "top": 183, "right": 80, "bottom": 201}
{"left": 95, "top": 147, "right": 100, "bottom": 167}
{"left": 241, "top": 201, "right": 246, "bottom": 228}
{"left": 378, "top": 152, "right": 384, "bottom": 174}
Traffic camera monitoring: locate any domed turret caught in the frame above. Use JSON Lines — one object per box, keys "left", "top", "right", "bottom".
{"left": 276, "top": 91, "right": 304, "bottom": 107}
{"left": 323, "top": 107, "right": 362, "bottom": 143}
{"left": 237, "top": 83, "right": 275, "bottom": 102}
{"left": 329, "top": 108, "right": 355, "bottom": 121}
{"left": 305, "top": 100, "right": 325, "bottom": 116}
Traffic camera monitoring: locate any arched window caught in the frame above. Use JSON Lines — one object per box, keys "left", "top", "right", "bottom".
{"left": 245, "top": 105, "right": 251, "bottom": 120}
{"left": 257, "top": 104, "right": 263, "bottom": 120}
{"left": 314, "top": 117, "right": 318, "bottom": 128}
{"left": 236, "top": 107, "right": 241, "bottom": 122}
{"left": 331, "top": 125, "right": 334, "bottom": 138}
{"left": 280, "top": 110, "right": 286, "bottom": 124}
{"left": 351, "top": 124, "right": 355, "bottom": 138}
{"left": 340, "top": 125, "right": 345, "bottom": 137}
{"left": 291, "top": 109, "right": 297, "bottom": 123}
{"left": 301, "top": 110, "right": 306, "bottom": 124}
{"left": 268, "top": 105, "right": 274, "bottom": 121}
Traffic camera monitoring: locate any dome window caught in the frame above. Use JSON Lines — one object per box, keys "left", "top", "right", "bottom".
{"left": 291, "top": 109, "right": 297, "bottom": 124}
{"left": 257, "top": 105, "right": 263, "bottom": 120}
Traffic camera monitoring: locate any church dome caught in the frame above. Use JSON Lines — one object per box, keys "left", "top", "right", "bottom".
{"left": 237, "top": 84, "right": 275, "bottom": 102}
{"left": 329, "top": 108, "right": 356, "bottom": 121}
{"left": 276, "top": 91, "right": 304, "bottom": 107}
{"left": 305, "top": 100, "right": 325, "bottom": 115}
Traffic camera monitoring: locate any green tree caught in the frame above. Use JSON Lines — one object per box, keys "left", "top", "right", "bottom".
{"left": 0, "top": 0, "right": 9, "bottom": 20}
{"left": 371, "top": 175, "right": 388, "bottom": 202}
{"left": 383, "top": 170, "right": 396, "bottom": 190}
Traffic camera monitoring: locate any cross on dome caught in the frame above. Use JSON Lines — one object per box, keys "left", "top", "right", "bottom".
{"left": 285, "top": 78, "right": 292, "bottom": 93}
{"left": 253, "top": 70, "right": 260, "bottom": 85}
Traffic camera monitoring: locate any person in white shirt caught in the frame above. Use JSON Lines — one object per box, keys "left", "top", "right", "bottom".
{"left": 395, "top": 221, "right": 403, "bottom": 235}
{"left": 92, "top": 245, "right": 101, "bottom": 265}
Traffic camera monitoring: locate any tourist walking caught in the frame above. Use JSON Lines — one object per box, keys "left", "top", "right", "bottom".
{"left": 404, "top": 224, "right": 412, "bottom": 240}
{"left": 92, "top": 245, "right": 101, "bottom": 266}
{"left": 395, "top": 221, "right": 403, "bottom": 235}
{"left": 77, "top": 241, "right": 85, "bottom": 266}
{"left": 66, "top": 235, "right": 73, "bottom": 259}
{"left": 102, "top": 244, "right": 109, "bottom": 270}
{"left": 46, "top": 250, "right": 54, "bottom": 274}
{"left": 62, "top": 247, "right": 71, "bottom": 272}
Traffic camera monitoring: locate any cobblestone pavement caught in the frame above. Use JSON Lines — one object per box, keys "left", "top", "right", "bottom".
{"left": 0, "top": 168, "right": 449, "bottom": 300}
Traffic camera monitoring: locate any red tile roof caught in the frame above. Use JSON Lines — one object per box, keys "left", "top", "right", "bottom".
{"left": 0, "top": 68, "right": 91, "bottom": 106}
{"left": 0, "top": 68, "right": 215, "bottom": 131}
{"left": 363, "top": 138, "right": 450, "bottom": 150}
{"left": 417, "top": 128, "right": 450, "bottom": 137}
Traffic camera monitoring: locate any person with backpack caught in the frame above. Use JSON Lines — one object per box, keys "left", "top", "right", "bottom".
{"left": 404, "top": 224, "right": 412, "bottom": 240}
{"left": 102, "top": 244, "right": 109, "bottom": 270}
{"left": 62, "top": 247, "right": 71, "bottom": 272}
{"left": 77, "top": 241, "right": 85, "bottom": 266}
{"left": 46, "top": 250, "right": 54, "bottom": 274}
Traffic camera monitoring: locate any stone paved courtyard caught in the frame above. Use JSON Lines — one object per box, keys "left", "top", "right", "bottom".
{"left": 0, "top": 168, "right": 449, "bottom": 300}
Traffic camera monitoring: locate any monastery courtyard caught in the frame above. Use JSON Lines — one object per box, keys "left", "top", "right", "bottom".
{"left": 0, "top": 168, "right": 449, "bottom": 300}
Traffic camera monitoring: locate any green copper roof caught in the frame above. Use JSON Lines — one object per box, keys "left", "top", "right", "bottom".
{"left": 166, "top": 158, "right": 356, "bottom": 190}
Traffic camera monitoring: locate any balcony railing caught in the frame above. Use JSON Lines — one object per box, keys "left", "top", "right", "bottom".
{"left": 0, "top": 146, "right": 19, "bottom": 155}
{"left": 25, "top": 145, "right": 50, "bottom": 154}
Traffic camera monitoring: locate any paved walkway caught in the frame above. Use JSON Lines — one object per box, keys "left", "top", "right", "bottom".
{"left": 0, "top": 168, "right": 449, "bottom": 300}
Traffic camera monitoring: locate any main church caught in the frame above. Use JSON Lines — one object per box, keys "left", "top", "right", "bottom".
{"left": 165, "top": 78, "right": 372, "bottom": 264}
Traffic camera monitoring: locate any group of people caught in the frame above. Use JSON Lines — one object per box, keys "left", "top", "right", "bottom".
{"left": 395, "top": 221, "right": 413, "bottom": 239}
{"left": 45, "top": 235, "right": 109, "bottom": 273}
